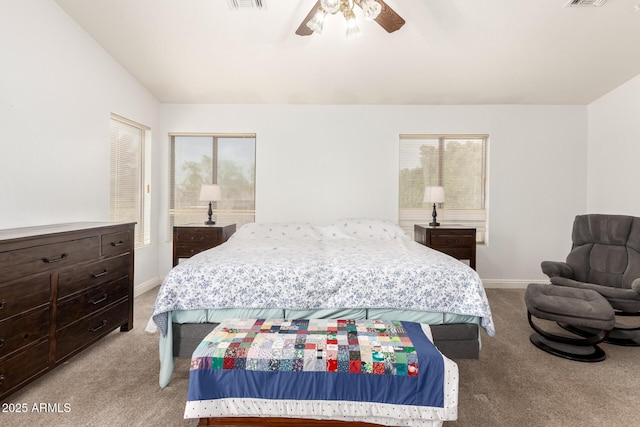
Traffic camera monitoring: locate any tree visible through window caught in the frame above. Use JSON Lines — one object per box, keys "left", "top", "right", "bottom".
{"left": 399, "top": 135, "right": 488, "bottom": 243}
{"left": 169, "top": 134, "right": 256, "bottom": 232}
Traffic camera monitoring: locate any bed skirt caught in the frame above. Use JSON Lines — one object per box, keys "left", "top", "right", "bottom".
{"left": 173, "top": 322, "right": 480, "bottom": 360}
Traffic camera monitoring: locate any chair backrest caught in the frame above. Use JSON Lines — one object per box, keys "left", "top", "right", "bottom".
{"left": 567, "top": 214, "right": 640, "bottom": 289}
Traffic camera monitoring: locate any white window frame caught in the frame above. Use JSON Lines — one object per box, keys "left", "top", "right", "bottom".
{"left": 399, "top": 134, "right": 489, "bottom": 244}
{"left": 169, "top": 133, "right": 256, "bottom": 235}
{"left": 109, "top": 113, "right": 151, "bottom": 248}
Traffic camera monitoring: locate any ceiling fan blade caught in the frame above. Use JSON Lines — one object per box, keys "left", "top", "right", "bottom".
{"left": 373, "top": 0, "right": 405, "bottom": 33}
{"left": 295, "top": 1, "right": 321, "bottom": 36}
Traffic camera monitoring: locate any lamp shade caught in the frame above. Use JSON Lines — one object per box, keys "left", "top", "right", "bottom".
{"left": 199, "top": 184, "right": 221, "bottom": 202}
{"left": 423, "top": 186, "right": 445, "bottom": 204}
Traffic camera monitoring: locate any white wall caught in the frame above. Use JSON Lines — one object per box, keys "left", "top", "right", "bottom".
{"left": 159, "top": 104, "right": 587, "bottom": 283}
{"left": 587, "top": 74, "right": 640, "bottom": 216}
{"left": 0, "top": 0, "right": 161, "bottom": 291}
{"left": 0, "top": 0, "right": 596, "bottom": 289}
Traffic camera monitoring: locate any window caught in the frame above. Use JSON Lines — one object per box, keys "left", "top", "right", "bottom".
{"left": 109, "top": 114, "right": 151, "bottom": 248}
{"left": 169, "top": 134, "right": 256, "bottom": 232}
{"left": 399, "top": 135, "right": 488, "bottom": 243}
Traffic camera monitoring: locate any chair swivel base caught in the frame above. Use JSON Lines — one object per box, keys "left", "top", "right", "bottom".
{"left": 529, "top": 333, "right": 607, "bottom": 362}
{"left": 528, "top": 312, "right": 609, "bottom": 362}
{"left": 558, "top": 322, "right": 640, "bottom": 347}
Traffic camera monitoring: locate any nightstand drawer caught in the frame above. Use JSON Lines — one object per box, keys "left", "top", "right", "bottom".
{"left": 174, "top": 228, "right": 223, "bottom": 244}
{"left": 431, "top": 234, "right": 475, "bottom": 247}
{"left": 436, "top": 246, "right": 473, "bottom": 260}
{"left": 174, "top": 244, "right": 214, "bottom": 259}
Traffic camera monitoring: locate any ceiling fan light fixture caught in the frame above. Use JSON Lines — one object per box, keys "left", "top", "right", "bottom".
{"left": 297, "top": 0, "right": 404, "bottom": 37}
{"left": 307, "top": 7, "right": 327, "bottom": 33}
{"left": 344, "top": 8, "right": 361, "bottom": 38}
{"left": 360, "top": 0, "right": 381, "bottom": 20}
{"left": 321, "top": 0, "right": 341, "bottom": 14}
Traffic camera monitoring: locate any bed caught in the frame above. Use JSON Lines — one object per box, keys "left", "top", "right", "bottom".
{"left": 184, "top": 318, "right": 459, "bottom": 427}
{"left": 149, "top": 219, "right": 495, "bottom": 388}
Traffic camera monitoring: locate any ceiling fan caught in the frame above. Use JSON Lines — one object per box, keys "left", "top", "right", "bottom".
{"left": 295, "top": 0, "right": 405, "bottom": 37}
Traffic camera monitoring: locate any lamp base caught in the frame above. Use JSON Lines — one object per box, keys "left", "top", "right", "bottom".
{"left": 204, "top": 201, "right": 215, "bottom": 225}
{"left": 430, "top": 203, "right": 440, "bottom": 227}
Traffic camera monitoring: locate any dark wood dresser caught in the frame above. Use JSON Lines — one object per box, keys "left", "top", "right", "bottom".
{"left": 173, "top": 223, "right": 236, "bottom": 267}
{"left": 414, "top": 224, "right": 477, "bottom": 270}
{"left": 0, "top": 222, "right": 135, "bottom": 401}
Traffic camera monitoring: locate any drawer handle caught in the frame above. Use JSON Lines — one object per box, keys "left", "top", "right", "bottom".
{"left": 91, "top": 269, "right": 109, "bottom": 278}
{"left": 89, "top": 320, "right": 108, "bottom": 332}
{"left": 111, "top": 240, "right": 124, "bottom": 247}
{"left": 0, "top": 374, "right": 4, "bottom": 385}
{"left": 42, "top": 252, "right": 69, "bottom": 263}
{"left": 0, "top": 299, "right": 4, "bottom": 310}
{"left": 0, "top": 338, "right": 4, "bottom": 347}
{"left": 90, "top": 294, "right": 108, "bottom": 305}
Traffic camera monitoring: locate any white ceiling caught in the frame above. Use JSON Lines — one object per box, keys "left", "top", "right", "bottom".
{"left": 54, "top": 0, "right": 640, "bottom": 105}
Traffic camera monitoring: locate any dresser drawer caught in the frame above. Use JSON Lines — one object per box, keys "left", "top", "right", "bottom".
{"left": 0, "top": 275, "right": 50, "bottom": 321}
{"left": 431, "top": 234, "right": 475, "bottom": 247}
{"left": 56, "top": 277, "right": 129, "bottom": 329}
{"left": 56, "top": 300, "right": 129, "bottom": 361}
{"left": 0, "top": 339, "right": 49, "bottom": 396}
{"left": 0, "top": 236, "right": 100, "bottom": 283}
{"left": 101, "top": 230, "right": 132, "bottom": 258}
{"left": 0, "top": 307, "right": 50, "bottom": 359}
{"left": 58, "top": 254, "right": 129, "bottom": 299}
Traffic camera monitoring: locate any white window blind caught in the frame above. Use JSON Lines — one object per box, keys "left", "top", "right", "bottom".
{"left": 399, "top": 135, "right": 488, "bottom": 243}
{"left": 169, "top": 134, "right": 256, "bottom": 234}
{"left": 109, "top": 114, "right": 150, "bottom": 247}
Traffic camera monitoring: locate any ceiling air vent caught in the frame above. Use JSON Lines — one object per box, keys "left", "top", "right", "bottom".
{"left": 565, "top": 0, "right": 607, "bottom": 6}
{"left": 227, "top": 0, "right": 265, "bottom": 9}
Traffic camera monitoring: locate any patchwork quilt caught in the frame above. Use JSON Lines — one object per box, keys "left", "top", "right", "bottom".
{"left": 185, "top": 318, "right": 459, "bottom": 426}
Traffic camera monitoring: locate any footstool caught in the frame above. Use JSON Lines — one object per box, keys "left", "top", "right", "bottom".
{"left": 525, "top": 283, "right": 615, "bottom": 362}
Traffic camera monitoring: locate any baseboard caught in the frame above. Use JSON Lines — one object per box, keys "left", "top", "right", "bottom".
{"left": 481, "top": 279, "right": 549, "bottom": 289}
{"left": 134, "top": 277, "right": 163, "bottom": 297}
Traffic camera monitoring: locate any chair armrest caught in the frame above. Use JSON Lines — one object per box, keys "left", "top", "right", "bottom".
{"left": 632, "top": 278, "right": 640, "bottom": 294}
{"left": 541, "top": 261, "right": 574, "bottom": 279}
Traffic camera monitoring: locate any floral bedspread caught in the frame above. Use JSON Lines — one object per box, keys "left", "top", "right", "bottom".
{"left": 152, "top": 220, "right": 495, "bottom": 337}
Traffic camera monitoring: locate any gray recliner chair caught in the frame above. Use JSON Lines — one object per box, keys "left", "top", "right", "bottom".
{"left": 541, "top": 214, "right": 640, "bottom": 345}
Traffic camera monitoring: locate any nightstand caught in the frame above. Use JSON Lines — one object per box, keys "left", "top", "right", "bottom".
{"left": 414, "top": 224, "right": 477, "bottom": 270}
{"left": 172, "top": 223, "right": 236, "bottom": 266}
